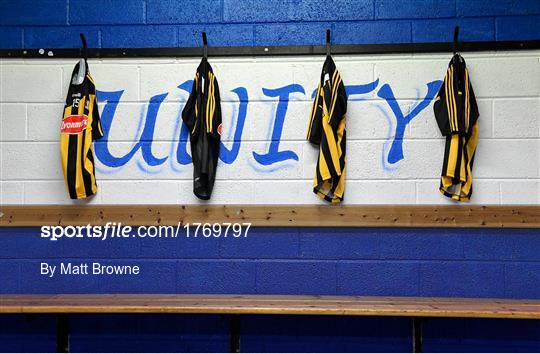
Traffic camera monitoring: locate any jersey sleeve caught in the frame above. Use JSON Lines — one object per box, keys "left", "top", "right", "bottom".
{"left": 306, "top": 83, "right": 324, "bottom": 145}
{"left": 182, "top": 77, "right": 200, "bottom": 137}
{"left": 466, "top": 70, "right": 480, "bottom": 132}
{"left": 209, "top": 75, "right": 222, "bottom": 139}
{"left": 328, "top": 79, "right": 347, "bottom": 128}
{"left": 433, "top": 72, "right": 452, "bottom": 136}
{"left": 91, "top": 94, "right": 104, "bottom": 140}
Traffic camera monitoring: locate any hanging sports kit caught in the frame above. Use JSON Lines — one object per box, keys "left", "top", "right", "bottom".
{"left": 307, "top": 55, "right": 348, "bottom": 203}
{"left": 433, "top": 53, "right": 479, "bottom": 202}
{"left": 182, "top": 57, "right": 222, "bottom": 200}
{"left": 60, "top": 58, "right": 104, "bottom": 199}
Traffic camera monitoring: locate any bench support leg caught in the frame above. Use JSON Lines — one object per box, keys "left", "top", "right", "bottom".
{"left": 412, "top": 317, "right": 422, "bottom": 353}
{"left": 229, "top": 315, "right": 241, "bottom": 353}
{"left": 56, "top": 314, "right": 70, "bottom": 353}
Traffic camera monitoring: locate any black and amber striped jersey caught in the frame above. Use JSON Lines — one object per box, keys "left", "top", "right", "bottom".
{"left": 434, "top": 54, "right": 479, "bottom": 202}
{"left": 60, "top": 59, "right": 103, "bottom": 200}
{"left": 182, "top": 57, "right": 222, "bottom": 200}
{"left": 307, "top": 55, "right": 347, "bottom": 203}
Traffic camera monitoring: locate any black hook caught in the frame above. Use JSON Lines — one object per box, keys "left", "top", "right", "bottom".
{"left": 79, "top": 33, "right": 88, "bottom": 61}
{"left": 202, "top": 31, "right": 208, "bottom": 59}
{"left": 326, "top": 29, "right": 331, "bottom": 56}
{"left": 453, "top": 26, "right": 459, "bottom": 55}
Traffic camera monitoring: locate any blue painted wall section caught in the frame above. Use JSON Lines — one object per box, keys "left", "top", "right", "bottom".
{"left": 1, "top": 0, "right": 539, "bottom": 48}
{"left": 1, "top": 227, "right": 538, "bottom": 298}
{"left": 0, "top": 227, "right": 539, "bottom": 352}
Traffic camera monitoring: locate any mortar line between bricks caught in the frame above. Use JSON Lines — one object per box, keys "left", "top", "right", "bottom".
{"left": 414, "top": 180, "right": 419, "bottom": 204}
{"left": 416, "top": 257, "right": 421, "bottom": 296}
{"left": 494, "top": 16, "right": 499, "bottom": 41}
{"left": 143, "top": 0, "right": 147, "bottom": 25}
{"left": 491, "top": 100, "right": 496, "bottom": 137}
{"left": 66, "top": 0, "right": 70, "bottom": 26}
{"left": 503, "top": 262, "right": 508, "bottom": 297}
{"left": 23, "top": 104, "right": 28, "bottom": 140}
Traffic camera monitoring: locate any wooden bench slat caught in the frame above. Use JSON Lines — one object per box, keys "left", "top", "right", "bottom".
{"left": 1, "top": 205, "right": 539, "bottom": 228}
{"left": 1, "top": 295, "right": 538, "bottom": 319}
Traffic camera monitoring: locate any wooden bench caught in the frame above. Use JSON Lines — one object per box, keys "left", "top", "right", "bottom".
{"left": 1, "top": 294, "right": 539, "bottom": 353}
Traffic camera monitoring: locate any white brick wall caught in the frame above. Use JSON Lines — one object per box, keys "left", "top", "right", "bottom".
{"left": 1, "top": 51, "right": 539, "bottom": 205}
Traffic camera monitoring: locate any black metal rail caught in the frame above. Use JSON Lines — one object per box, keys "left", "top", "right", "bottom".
{"left": 1, "top": 40, "right": 539, "bottom": 59}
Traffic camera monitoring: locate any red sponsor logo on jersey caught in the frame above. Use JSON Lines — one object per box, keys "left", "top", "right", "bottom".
{"left": 61, "top": 115, "right": 88, "bottom": 134}
{"left": 217, "top": 123, "right": 223, "bottom": 136}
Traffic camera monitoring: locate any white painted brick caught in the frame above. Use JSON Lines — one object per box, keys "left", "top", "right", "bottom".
{"left": 213, "top": 61, "right": 294, "bottom": 102}
{"left": 0, "top": 181, "right": 24, "bottom": 204}
{"left": 188, "top": 180, "right": 255, "bottom": 204}
{"left": 95, "top": 141, "right": 192, "bottom": 180}
{"left": 2, "top": 142, "right": 62, "bottom": 180}
{"left": 247, "top": 180, "right": 417, "bottom": 205}
{"left": 250, "top": 180, "right": 309, "bottom": 204}
{"left": 100, "top": 180, "right": 180, "bottom": 204}
{"left": 292, "top": 62, "right": 327, "bottom": 102}
{"left": 304, "top": 139, "right": 444, "bottom": 181}
{"left": 0, "top": 104, "right": 26, "bottom": 141}
{"left": 63, "top": 63, "right": 139, "bottom": 101}
{"left": 302, "top": 142, "right": 321, "bottom": 179}
{"left": 139, "top": 63, "right": 196, "bottom": 103}
{"left": 475, "top": 140, "right": 539, "bottom": 178}
{"left": 500, "top": 180, "right": 540, "bottom": 204}
{"left": 100, "top": 102, "right": 145, "bottom": 141}
{"left": 387, "top": 139, "right": 445, "bottom": 179}
{"left": 281, "top": 101, "right": 313, "bottom": 140}
{"left": 176, "top": 181, "right": 203, "bottom": 204}
{"left": 408, "top": 99, "right": 493, "bottom": 139}
{"left": 1, "top": 51, "right": 539, "bottom": 205}
{"left": 493, "top": 99, "right": 539, "bottom": 137}
{"left": 347, "top": 100, "right": 396, "bottom": 140}
{"left": 221, "top": 100, "right": 253, "bottom": 142}
{"left": 467, "top": 58, "right": 540, "bottom": 98}
{"left": 27, "top": 103, "right": 63, "bottom": 141}
{"left": 218, "top": 141, "right": 303, "bottom": 180}
{"left": 345, "top": 180, "right": 416, "bottom": 204}
{"left": 344, "top": 140, "right": 444, "bottom": 180}
{"left": 245, "top": 101, "right": 276, "bottom": 141}
{"left": 152, "top": 102, "right": 184, "bottom": 141}
{"left": 142, "top": 141, "right": 192, "bottom": 179}
{"left": 336, "top": 61, "right": 376, "bottom": 92}
{"left": 2, "top": 65, "right": 63, "bottom": 102}
{"left": 246, "top": 101, "right": 311, "bottom": 141}
{"left": 23, "top": 180, "right": 102, "bottom": 205}
{"left": 416, "top": 179, "right": 501, "bottom": 205}
{"left": 92, "top": 64, "right": 140, "bottom": 101}
{"left": 102, "top": 58, "right": 176, "bottom": 65}
{"left": 374, "top": 60, "right": 448, "bottom": 99}
{"left": 173, "top": 180, "right": 258, "bottom": 204}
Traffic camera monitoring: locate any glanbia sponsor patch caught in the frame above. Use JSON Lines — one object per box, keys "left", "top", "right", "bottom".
{"left": 61, "top": 115, "right": 88, "bottom": 134}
